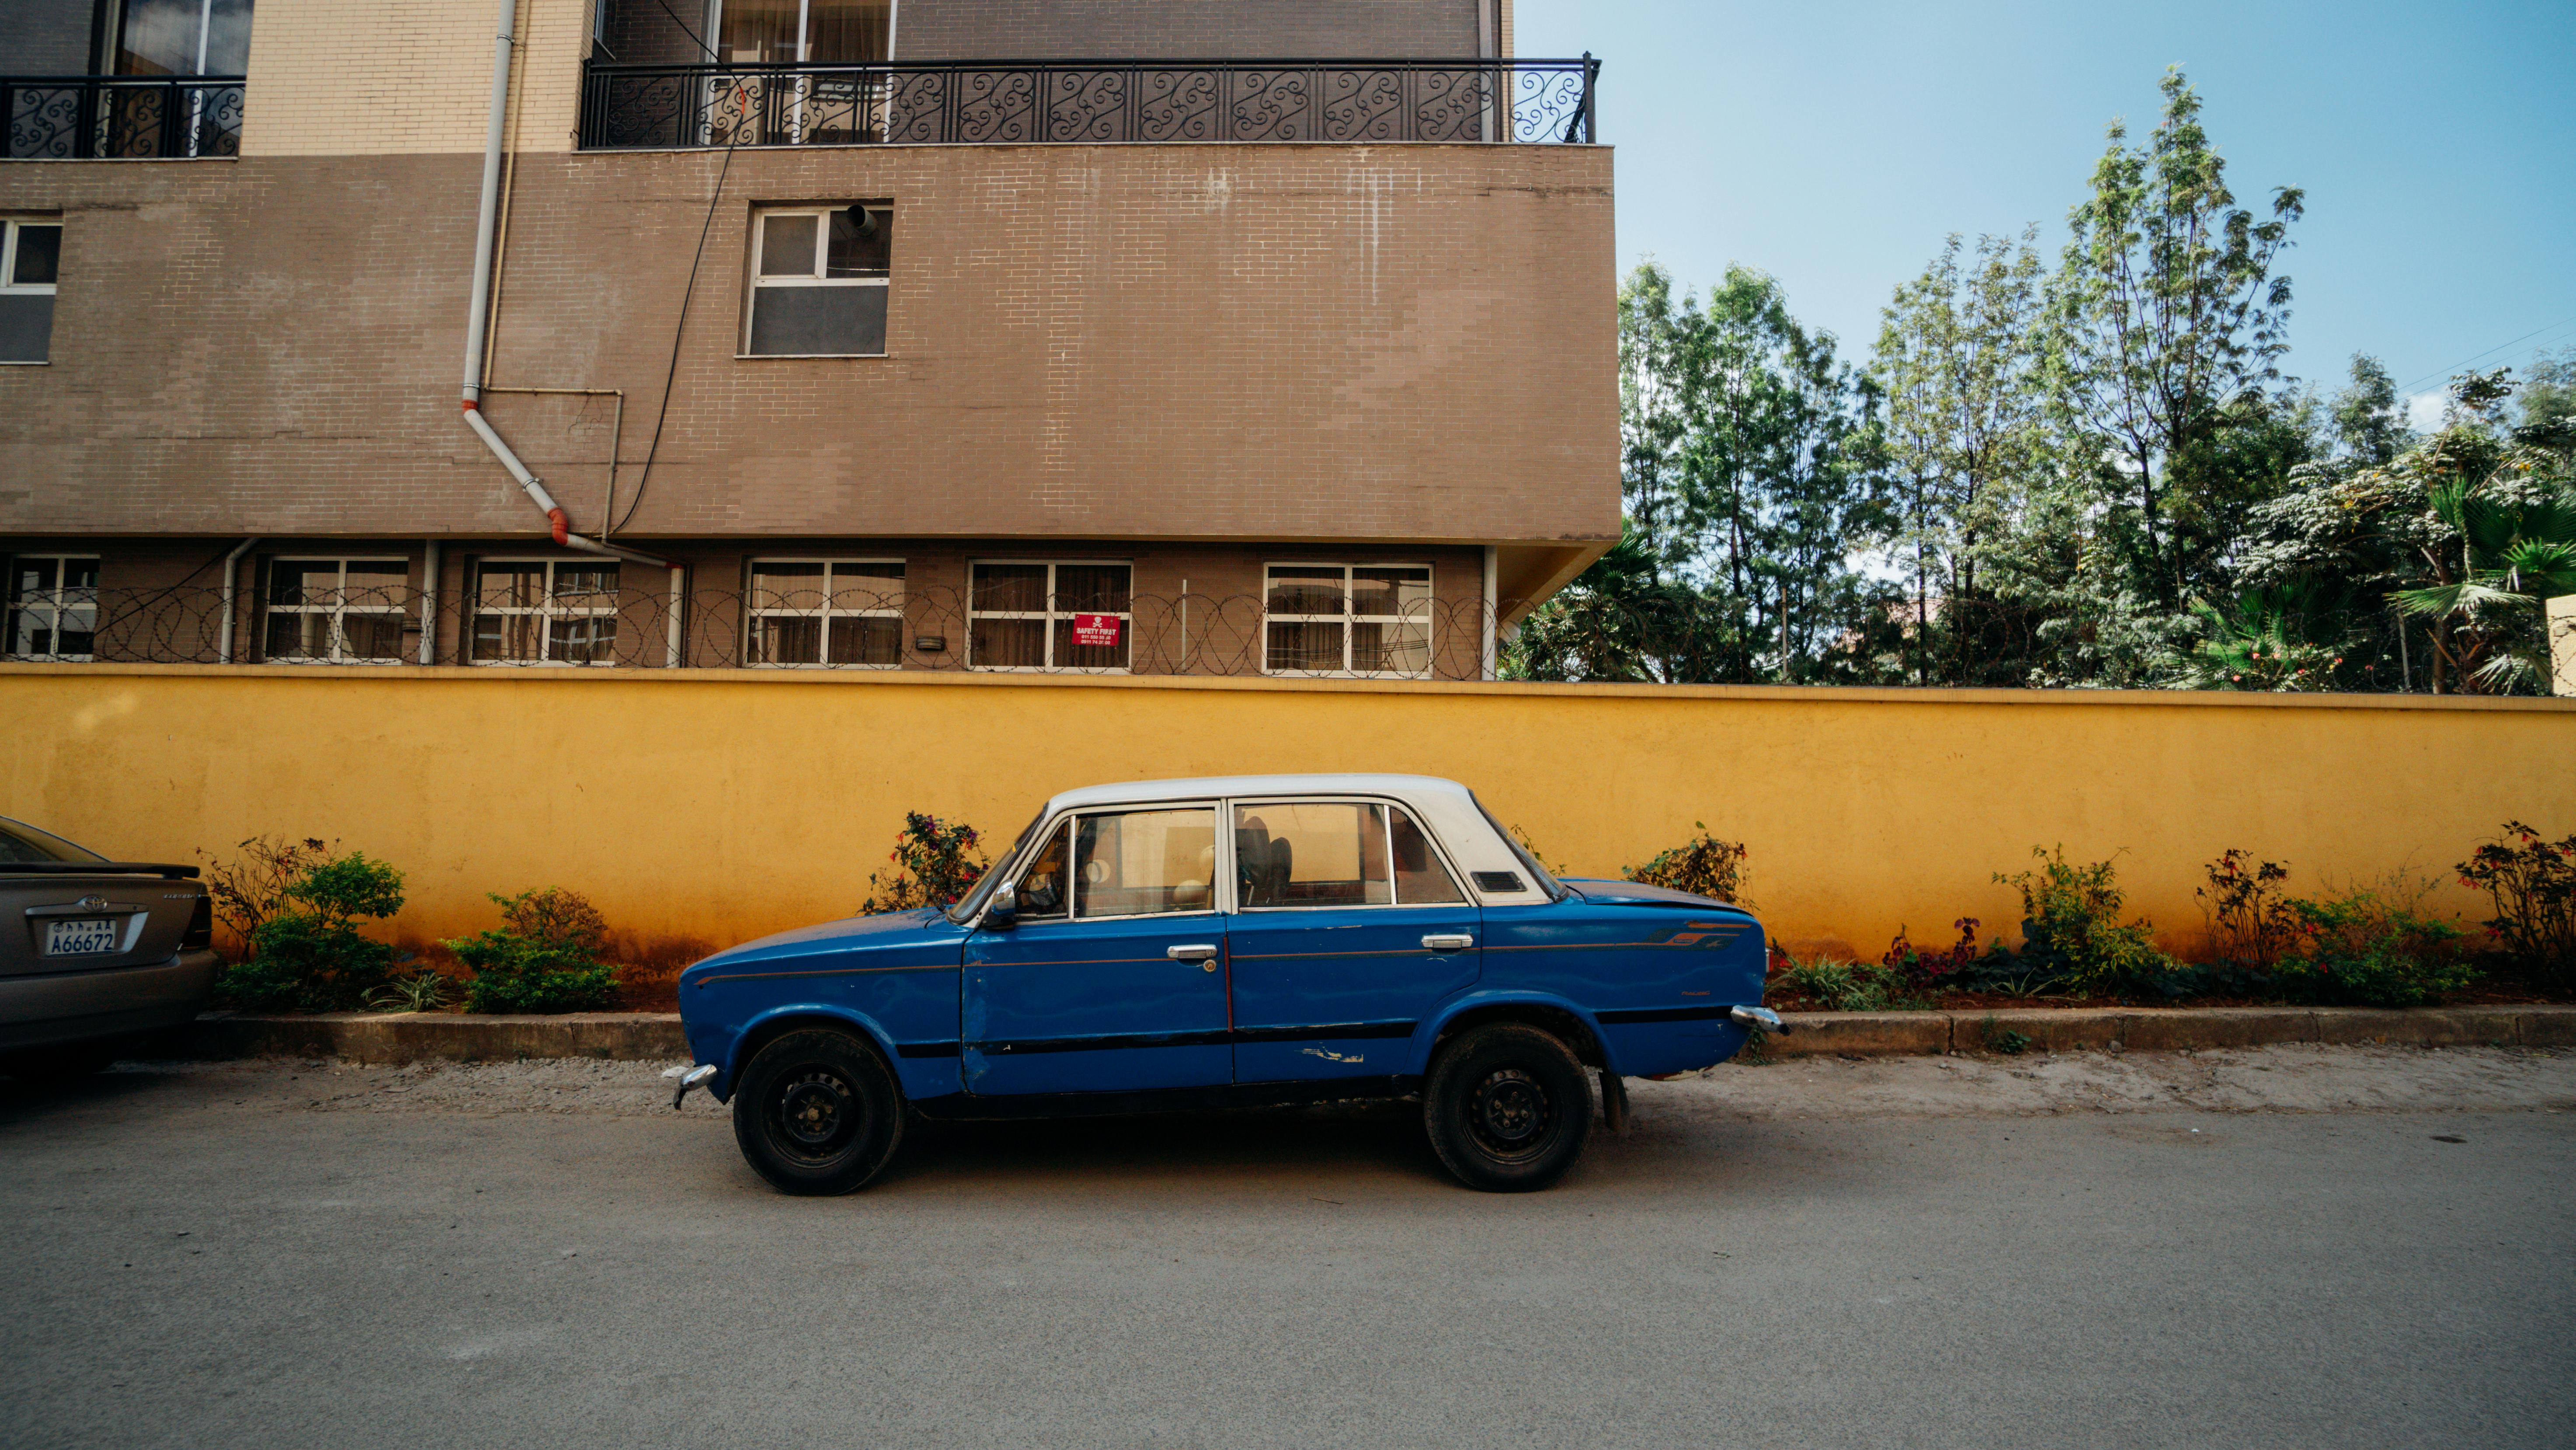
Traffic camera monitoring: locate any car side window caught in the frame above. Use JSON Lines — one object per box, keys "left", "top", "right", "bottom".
{"left": 1074, "top": 808, "right": 1219, "bottom": 918}
{"left": 1014, "top": 821, "right": 1072, "bottom": 921}
{"left": 1234, "top": 801, "right": 1396, "bottom": 909}
{"left": 1389, "top": 806, "right": 1467, "bottom": 904}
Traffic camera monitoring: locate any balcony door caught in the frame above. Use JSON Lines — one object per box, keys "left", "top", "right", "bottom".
{"left": 713, "top": 0, "right": 890, "bottom": 63}
{"left": 705, "top": 0, "right": 892, "bottom": 144}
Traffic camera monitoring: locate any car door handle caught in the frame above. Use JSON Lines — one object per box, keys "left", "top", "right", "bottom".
{"left": 1421, "top": 934, "right": 1474, "bottom": 952}
{"left": 1167, "top": 943, "right": 1219, "bottom": 962}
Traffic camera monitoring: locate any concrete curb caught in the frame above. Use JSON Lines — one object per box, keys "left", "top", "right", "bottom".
{"left": 186, "top": 1011, "right": 685, "bottom": 1065}
{"left": 179, "top": 1004, "right": 2576, "bottom": 1067}
{"left": 1763, "top": 1004, "right": 2576, "bottom": 1058}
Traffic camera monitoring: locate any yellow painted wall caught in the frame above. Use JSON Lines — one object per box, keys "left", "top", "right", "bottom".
{"left": 4, "top": 664, "right": 2571, "bottom": 962}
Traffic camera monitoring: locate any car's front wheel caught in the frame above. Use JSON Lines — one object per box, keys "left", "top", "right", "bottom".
{"left": 731, "top": 1029, "right": 906, "bottom": 1196}
{"left": 1422, "top": 1022, "right": 1593, "bottom": 1192}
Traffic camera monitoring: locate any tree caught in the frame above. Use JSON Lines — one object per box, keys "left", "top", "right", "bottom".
{"left": 2049, "top": 67, "right": 2305, "bottom": 607}
{"left": 2392, "top": 371, "right": 2576, "bottom": 693}
{"left": 1872, "top": 229, "right": 2053, "bottom": 683}
{"left": 2327, "top": 353, "right": 2410, "bottom": 467}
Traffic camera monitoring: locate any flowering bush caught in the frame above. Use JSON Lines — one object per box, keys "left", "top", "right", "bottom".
{"left": 859, "top": 812, "right": 990, "bottom": 914}
{"left": 2458, "top": 822, "right": 2576, "bottom": 981}
{"left": 1882, "top": 917, "right": 1982, "bottom": 987}
{"left": 2274, "top": 884, "right": 2471, "bottom": 1007}
{"left": 2197, "top": 850, "right": 2305, "bottom": 970}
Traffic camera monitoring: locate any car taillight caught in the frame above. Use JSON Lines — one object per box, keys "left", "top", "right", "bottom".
{"left": 181, "top": 896, "right": 212, "bottom": 952}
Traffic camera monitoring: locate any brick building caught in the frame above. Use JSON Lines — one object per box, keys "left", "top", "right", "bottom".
{"left": 0, "top": 0, "right": 1617, "bottom": 678}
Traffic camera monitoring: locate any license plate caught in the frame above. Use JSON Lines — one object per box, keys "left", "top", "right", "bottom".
{"left": 42, "top": 918, "right": 121, "bottom": 956}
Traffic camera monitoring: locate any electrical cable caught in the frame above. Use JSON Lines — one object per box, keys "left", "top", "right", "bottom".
{"left": 615, "top": 0, "right": 741, "bottom": 534}
{"left": 2393, "top": 313, "right": 2576, "bottom": 397}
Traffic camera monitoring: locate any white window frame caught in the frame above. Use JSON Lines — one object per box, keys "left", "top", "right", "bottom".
{"left": 741, "top": 205, "right": 891, "bottom": 359}
{"left": 967, "top": 559, "right": 1133, "bottom": 674}
{"left": 745, "top": 556, "right": 905, "bottom": 668}
{"left": 468, "top": 558, "right": 624, "bottom": 668}
{"left": 1260, "top": 562, "right": 1436, "bottom": 680}
{"left": 260, "top": 557, "right": 410, "bottom": 665}
{"left": 1226, "top": 795, "right": 1471, "bottom": 914}
{"left": 0, "top": 219, "right": 62, "bottom": 368}
{"left": 3, "top": 553, "right": 98, "bottom": 661}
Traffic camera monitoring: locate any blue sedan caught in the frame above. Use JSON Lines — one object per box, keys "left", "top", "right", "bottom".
{"left": 675, "top": 774, "right": 1778, "bottom": 1193}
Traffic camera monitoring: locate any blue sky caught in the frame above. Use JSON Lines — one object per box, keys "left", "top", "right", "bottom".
{"left": 1514, "top": 0, "right": 2576, "bottom": 427}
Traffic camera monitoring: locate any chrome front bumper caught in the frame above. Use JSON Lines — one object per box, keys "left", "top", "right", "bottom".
{"left": 0, "top": 950, "right": 222, "bottom": 1051}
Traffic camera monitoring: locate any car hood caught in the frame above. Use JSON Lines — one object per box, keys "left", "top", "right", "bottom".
{"left": 686, "top": 907, "right": 966, "bottom": 974}
{"left": 1560, "top": 877, "right": 1749, "bottom": 913}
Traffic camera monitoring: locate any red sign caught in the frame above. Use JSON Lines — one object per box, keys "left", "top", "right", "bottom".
{"left": 1071, "top": 613, "right": 1122, "bottom": 648}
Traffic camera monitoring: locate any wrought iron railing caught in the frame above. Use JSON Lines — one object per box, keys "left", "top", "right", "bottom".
{"left": 579, "top": 56, "right": 1599, "bottom": 150}
{"left": 3, "top": 75, "right": 246, "bottom": 160}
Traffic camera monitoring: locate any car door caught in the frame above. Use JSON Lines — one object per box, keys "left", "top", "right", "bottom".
{"left": 963, "top": 803, "right": 1232, "bottom": 1096}
{"left": 1224, "top": 798, "right": 1479, "bottom": 1084}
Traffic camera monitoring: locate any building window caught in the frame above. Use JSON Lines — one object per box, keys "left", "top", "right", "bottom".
{"left": 262, "top": 559, "right": 408, "bottom": 664}
{"left": 470, "top": 561, "right": 621, "bottom": 666}
{"left": 1262, "top": 564, "right": 1433, "bottom": 677}
{"left": 0, "top": 220, "right": 61, "bottom": 366}
{"left": 747, "top": 559, "right": 903, "bottom": 666}
{"left": 4, "top": 554, "right": 97, "bottom": 660}
{"left": 969, "top": 562, "right": 1131, "bottom": 673}
{"left": 744, "top": 205, "right": 890, "bottom": 357}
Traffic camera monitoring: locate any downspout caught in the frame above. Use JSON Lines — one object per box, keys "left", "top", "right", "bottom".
{"left": 459, "top": 0, "right": 665, "bottom": 571}
{"left": 1481, "top": 546, "right": 1498, "bottom": 682}
{"left": 417, "top": 539, "right": 439, "bottom": 665}
{"left": 216, "top": 536, "right": 260, "bottom": 664}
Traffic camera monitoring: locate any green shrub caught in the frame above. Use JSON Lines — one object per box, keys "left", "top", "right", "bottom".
{"left": 2274, "top": 883, "right": 2474, "bottom": 1007}
{"left": 859, "top": 812, "right": 990, "bottom": 914}
{"left": 447, "top": 887, "right": 618, "bottom": 1014}
{"left": 1626, "top": 823, "right": 1750, "bottom": 904}
{"left": 216, "top": 850, "right": 407, "bottom": 1012}
{"left": 1774, "top": 957, "right": 1920, "bottom": 1013}
{"left": 1995, "top": 846, "right": 2177, "bottom": 993}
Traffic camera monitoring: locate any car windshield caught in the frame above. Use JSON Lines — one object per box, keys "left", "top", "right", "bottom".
{"left": 945, "top": 805, "right": 1049, "bottom": 922}
{"left": 0, "top": 817, "right": 106, "bottom": 864}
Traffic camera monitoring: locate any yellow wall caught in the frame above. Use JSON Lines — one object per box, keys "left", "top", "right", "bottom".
{"left": 5, "top": 664, "right": 2571, "bottom": 961}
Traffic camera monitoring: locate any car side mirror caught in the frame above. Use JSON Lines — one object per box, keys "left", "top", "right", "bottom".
{"left": 983, "top": 888, "right": 1018, "bottom": 930}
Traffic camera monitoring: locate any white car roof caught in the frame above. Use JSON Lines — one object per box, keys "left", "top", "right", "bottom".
{"left": 1043, "top": 773, "right": 1480, "bottom": 814}
{"left": 1031, "top": 774, "right": 1548, "bottom": 906}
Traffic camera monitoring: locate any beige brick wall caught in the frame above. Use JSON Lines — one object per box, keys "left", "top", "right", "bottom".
{"left": 240, "top": 0, "right": 593, "bottom": 156}
{"left": 0, "top": 143, "right": 1619, "bottom": 548}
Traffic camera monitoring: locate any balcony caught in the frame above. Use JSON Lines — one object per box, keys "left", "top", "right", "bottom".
{"left": 2, "top": 75, "right": 246, "bottom": 160}
{"left": 577, "top": 56, "right": 1599, "bottom": 151}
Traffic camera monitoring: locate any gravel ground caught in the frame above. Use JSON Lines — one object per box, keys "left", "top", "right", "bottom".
{"left": 108, "top": 1041, "right": 2576, "bottom": 1122}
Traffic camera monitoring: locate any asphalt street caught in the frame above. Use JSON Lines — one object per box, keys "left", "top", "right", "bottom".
{"left": 2, "top": 1050, "right": 2570, "bottom": 1450}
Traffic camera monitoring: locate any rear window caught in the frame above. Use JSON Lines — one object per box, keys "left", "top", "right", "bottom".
{"left": 0, "top": 817, "right": 104, "bottom": 864}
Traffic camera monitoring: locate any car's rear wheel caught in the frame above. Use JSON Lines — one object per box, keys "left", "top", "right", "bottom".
{"left": 1422, "top": 1022, "right": 1593, "bottom": 1192}
{"left": 731, "top": 1028, "right": 906, "bottom": 1196}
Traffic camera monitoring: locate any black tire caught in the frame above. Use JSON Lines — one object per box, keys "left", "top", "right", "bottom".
{"left": 1, "top": 1039, "right": 122, "bottom": 1083}
{"left": 730, "top": 1029, "right": 906, "bottom": 1196}
{"left": 1422, "top": 1022, "right": 1593, "bottom": 1192}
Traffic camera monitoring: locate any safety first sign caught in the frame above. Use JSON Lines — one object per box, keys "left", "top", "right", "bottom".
{"left": 1071, "top": 613, "right": 1122, "bottom": 648}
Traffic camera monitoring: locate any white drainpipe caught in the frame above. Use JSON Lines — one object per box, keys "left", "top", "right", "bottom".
{"left": 216, "top": 535, "right": 260, "bottom": 663}
{"left": 417, "top": 539, "right": 440, "bottom": 665}
{"left": 459, "top": 0, "right": 665, "bottom": 571}
{"left": 1481, "top": 546, "right": 1498, "bottom": 681}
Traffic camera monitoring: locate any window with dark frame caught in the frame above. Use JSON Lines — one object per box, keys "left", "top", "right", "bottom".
{"left": 4, "top": 554, "right": 98, "bottom": 659}
{"left": 746, "top": 559, "right": 904, "bottom": 666}
{"left": 744, "top": 204, "right": 891, "bottom": 357}
{"left": 968, "top": 561, "right": 1132, "bottom": 673}
{"left": 0, "top": 220, "right": 62, "bottom": 365}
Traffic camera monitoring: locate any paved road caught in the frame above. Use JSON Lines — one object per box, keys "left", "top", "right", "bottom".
{"left": 3, "top": 1051, "right": 2571, "bottom": 1450}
